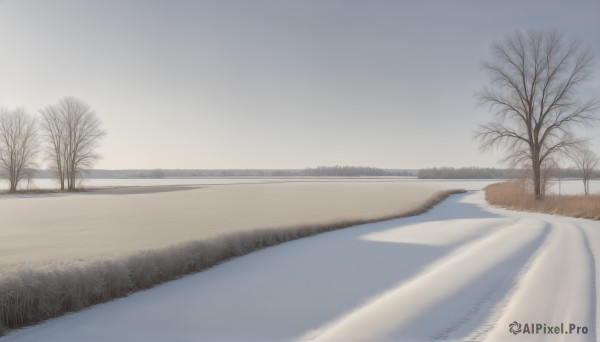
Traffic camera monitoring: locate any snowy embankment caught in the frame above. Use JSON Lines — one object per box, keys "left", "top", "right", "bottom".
{"left": 3, "top": 191, "right": 598, "bottom": 341}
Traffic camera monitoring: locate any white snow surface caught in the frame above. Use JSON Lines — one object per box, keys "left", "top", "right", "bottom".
{"left": 15, "top": 177, "right": 600, "bottom": 195}
{"left": 3, "top": 191, "right": 598, "bottom": 342}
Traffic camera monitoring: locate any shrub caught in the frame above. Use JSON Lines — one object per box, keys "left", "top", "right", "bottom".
{"left": 485, "top": 182, "right": 600, "bottom": 220}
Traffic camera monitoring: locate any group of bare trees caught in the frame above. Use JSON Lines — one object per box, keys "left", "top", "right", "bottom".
{"left": 0, "top": 97, "right": 105, "bottom": 192}
{"left": 476, "top": 30, "right": 599, "bottom": 198}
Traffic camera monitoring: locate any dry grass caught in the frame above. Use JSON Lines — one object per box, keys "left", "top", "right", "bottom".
{"left": 0, "top": 189, "right": 464, "bottom": 334}
{"left": 485, "top": 182, "right": 600, "bottom": 220}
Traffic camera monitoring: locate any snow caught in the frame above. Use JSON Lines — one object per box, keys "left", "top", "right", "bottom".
{"left": 5, "top": 177, "right": 599, "bottom": 195}
{"left": 0, "top": 180, "right": 443, "bottom": 272}
{"left": 3, "top": 190, "right": 598, "bottom": 341}
{"left": 5, "top": 177, "right": 451, "bottom": 190}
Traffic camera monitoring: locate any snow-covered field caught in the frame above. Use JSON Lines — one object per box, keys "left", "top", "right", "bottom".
{"left": 9, "top": 177, "right": 599, "bottom": 195}
{"left": 11, "top": 177, "right": 500, "bottom": 190}
{"left": 3, "top": 190, "right": 597, "bottom": 341}
{"left": 1, "top": 179, "right": 464, "bottom": 272}
{"left": 0, "top": 178, "right": 595, "bottom": 273}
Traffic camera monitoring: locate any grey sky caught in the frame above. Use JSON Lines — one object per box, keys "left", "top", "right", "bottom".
{"left": 1, "top": 0, "right": 599, "bottom": 169}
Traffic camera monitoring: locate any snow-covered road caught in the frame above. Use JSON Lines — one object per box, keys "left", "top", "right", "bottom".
{"left": 3, "top": 191, "right": 598, "bottom": 341}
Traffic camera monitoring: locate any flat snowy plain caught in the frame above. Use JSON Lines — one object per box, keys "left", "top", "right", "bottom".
{"left": 0, "top": 178, "right": 496, "bottom": 272}
{"left": 2, "top": 183, "right": 598, "bottom": 341}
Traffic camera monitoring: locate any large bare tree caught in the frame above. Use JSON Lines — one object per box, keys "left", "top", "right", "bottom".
{"left": 40, "top": 97, "right": 105, "bottom": 191}
{"left": 570, "top": 146, "right": 598, "bottom": 195}
{"left": 0, "top": 107, "right": 38, "bottom": 192}
{"left": 475, "top": 30, "right": 599, "bottom": 199}
{"left": 39, "top": 104, "right": 67, "bottom": 190}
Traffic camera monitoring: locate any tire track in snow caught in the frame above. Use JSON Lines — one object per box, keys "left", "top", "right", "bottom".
{"left": 481, "top": 220, "right": 596, "bottom": 342}
{"left": 433, "top": 223, "right": 547, "bottom": 342}
{"left": 579, "top": 225, "right": 597, "bottom": 342}
{"left": 462, "top": 223, "right": 550, "bottom": 342}
{"left": 303, "top": 218, "right": 550, "bottom": 341}
{"left": 464, "top": 220, "right": 555, "bottom": 342}
{"left": 429, "top": 220, "right": 551, "bottom": 341}
{"left": 580, "top": 221, "right": 600, "bottom": 339}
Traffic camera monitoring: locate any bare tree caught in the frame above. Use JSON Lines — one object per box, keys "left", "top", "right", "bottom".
{"left": 39, "top": 104, "right": 67, "bottom": 190}
{"left": 40, "top": 97, "right": 106, "bottom": 191}
{"left": 0, "top": 108, "right": 38, "bottom": 193}
{"left": 475, "top": 30, "right": 599, "bottom": 199}
{"left": 570, "top": 146, "right": 598, "bottom": 195}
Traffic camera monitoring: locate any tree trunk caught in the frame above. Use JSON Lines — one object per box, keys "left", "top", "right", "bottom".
{"left": 533, "top": 161, "right": 542, "bottom": 200}
{"left": 584, "top": 178, "right": 589, "bottom": 195}
{"left": 68, "top": 170, "right": 76, "bottom": 191}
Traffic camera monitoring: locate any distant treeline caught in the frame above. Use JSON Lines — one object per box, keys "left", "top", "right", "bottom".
{"left": 25, "top": 169, "right": 290, "bottom": 179}
{"left": 23, "top": 167, "right": 415, "bottom": 179}
{"left": 17, "top": 166, "right": 598, "bottom": 180}
{"left": 418, "top": 167, "right": 505, "bottom": 179}
{"left": 87, "top": 169, "right": 294, "bottom": 179}
{"left": 301, "top": 166, "right": 413, "bottom": 177}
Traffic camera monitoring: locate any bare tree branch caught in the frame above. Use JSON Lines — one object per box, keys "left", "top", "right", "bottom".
{"left": 40, "top": 97, "right": 106, "bottom": 191}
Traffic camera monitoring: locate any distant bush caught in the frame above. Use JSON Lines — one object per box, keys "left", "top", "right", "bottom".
{"left": 418, "top": 167, "right": 505, "bottom": 179}
{"left": 300, "top": 165, "right": 408, "bottom": 177}
{"left": 485, "top": 182, "right": 600, "bottom": 220}
{"left": 0, "top": 189, "right": 464, "bottom": 334}
{"left": 302, "top": 165, "right": 385, "bottom": 177}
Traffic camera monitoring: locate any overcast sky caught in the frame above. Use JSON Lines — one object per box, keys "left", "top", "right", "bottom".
{"left": 0, "top": 0, "right": 599, "bottom": 169}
